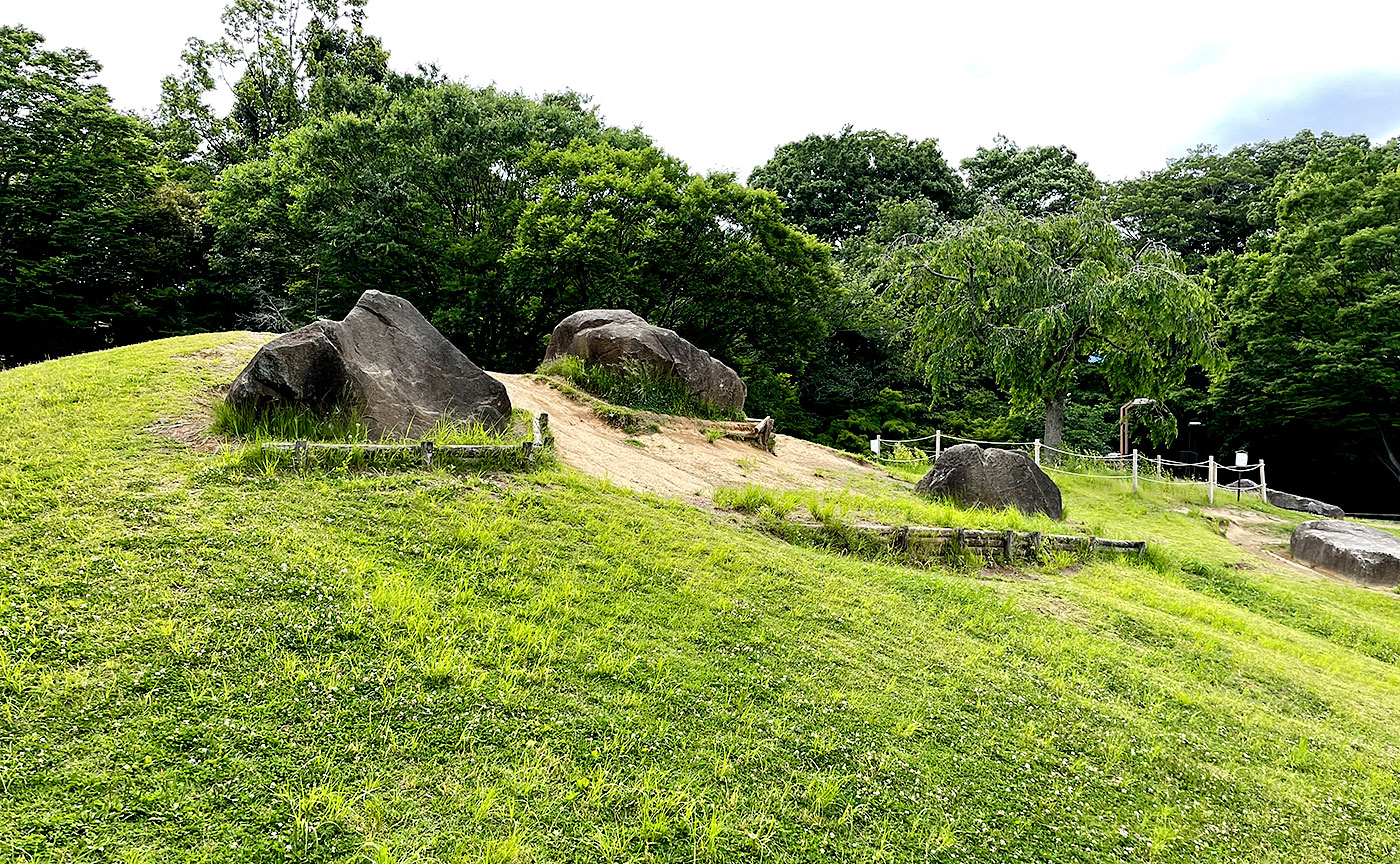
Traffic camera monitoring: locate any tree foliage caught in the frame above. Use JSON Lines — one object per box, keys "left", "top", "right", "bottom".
{"left": 1211, "top": 143, "right": 1400, "bottom": 498}
{"left": 0, "top": 26, "right": 208, "bottom": 365}
{"left": 747, "top": 126, "right": 970, "bottom": 244}
{"left": 1108, "top": 131, "right": 1369, "bottom": 269}
{"left": 961, "top": 135, "right": 1101, "bottom": 218}
{"left": 159, "top": 0, "right": 389, "bottom": 164}
{"left": 896, "top": 207, "right": 1223, "bottom": 448}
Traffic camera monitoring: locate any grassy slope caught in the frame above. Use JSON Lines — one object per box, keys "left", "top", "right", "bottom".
{"left": 2, "top": 334, "right": 1399, "bottom": 864}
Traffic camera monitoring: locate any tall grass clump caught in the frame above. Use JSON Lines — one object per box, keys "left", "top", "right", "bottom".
{"left": 213, "top": 400, "right": 540, "bottom": 474}
{"left": 211, "top": 399, "right": 368, "bottom": 442}
{"left": 538, "top": 355, "right": 743, "bottom": 420}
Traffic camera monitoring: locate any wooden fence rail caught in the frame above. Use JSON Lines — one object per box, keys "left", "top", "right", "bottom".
{"left": 262, "top": 413, "right": 550, "bottom": 467}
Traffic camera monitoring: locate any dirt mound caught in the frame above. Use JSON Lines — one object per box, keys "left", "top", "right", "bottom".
{"left": 493, "top": 373, "right": 885, "bottom": 504}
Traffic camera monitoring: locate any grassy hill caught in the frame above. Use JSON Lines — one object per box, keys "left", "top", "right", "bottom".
{"left": 3, "top": 334, "right": 1400, "bottom": 863}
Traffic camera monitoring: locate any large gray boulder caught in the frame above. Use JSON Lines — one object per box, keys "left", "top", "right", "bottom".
{"left": 228, "top": 290, "right": 510, "bottom": 437}
{"left": 1291, "top": 520, "right": 1400, "bottom": 586}
{"left": 914, "top": 443, "right": 1063, "bottom": 520}
{"left": 543, "top": 309, "right": 746, "bottom": 412}
{"left": 1267, "top": 489, "right": 1345, "bottom": 519}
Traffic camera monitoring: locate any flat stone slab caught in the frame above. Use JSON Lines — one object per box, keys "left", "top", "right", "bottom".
{"left": 1268, "top": 489, "right": 1344, "bottom": 519}
{"left": 1291, "top": 520, "right": 1400, "bottom": 587}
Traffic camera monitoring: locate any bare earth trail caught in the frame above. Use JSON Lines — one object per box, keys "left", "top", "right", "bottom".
{"left": 492, "top": 372, "right": 889, "bottom": 505}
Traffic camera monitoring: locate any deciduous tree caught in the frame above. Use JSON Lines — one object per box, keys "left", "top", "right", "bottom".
{"left": 897, "top": 207, "right": 1223, "bottom": 449}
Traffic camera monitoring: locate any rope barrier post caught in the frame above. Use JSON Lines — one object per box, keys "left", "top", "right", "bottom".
{"left": 935, "top": 430, "right": 942, "bottom": 460}
{"left": 1132, "top": 449, "right": 1139, "bottom": 492}
{"left": 1034, "top": 439, "right": 1041, "bottom": 465}
{"left": 1155, "top": 454, "right": 1162, "bottom": 476}
{"left": 871, "top": 435, "right": 881, "bottom": 457}
{"left": 1208, "top": 455, "right": 1215, "bottom": 504}
{"left": 1259, "top": 460, "right": 1267, "bottom": 503}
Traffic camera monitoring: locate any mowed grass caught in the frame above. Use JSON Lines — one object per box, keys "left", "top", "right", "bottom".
{"left": 2, "top": 334, "right": 1400, "bottom": 863}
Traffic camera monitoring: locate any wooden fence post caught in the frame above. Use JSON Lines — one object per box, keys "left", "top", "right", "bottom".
{"left": 935, "top": 430, "right": 942, "bottom": 460}
{"left": 1034, "top": 439, "right": 1041, "bottom": 465}
{"left": 871, "top": 435, "right": 881, "bottom": 457}
{"left": 1208, "top": 455, "right": 1216, "bottom": 504}
{"left": 1132, "top": 449, "right": 1139, "bottom": 492}
{"left": 1156, "top": 454, "right": 1163, "bottom": 476}
{"left": 1258, "top": 459, "right": 1267, "bottom": 502}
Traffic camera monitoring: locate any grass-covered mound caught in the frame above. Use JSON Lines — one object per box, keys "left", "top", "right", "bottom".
{"left": 4, "top": 334, "right": 1400, "bottom": 863}
{"left": 537, "top": 355, "right": 744, "bottom": 421}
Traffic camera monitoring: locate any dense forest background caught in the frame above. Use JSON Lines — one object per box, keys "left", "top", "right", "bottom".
{"left": 3, "top": 1, "right": 1397, "bottom": 511}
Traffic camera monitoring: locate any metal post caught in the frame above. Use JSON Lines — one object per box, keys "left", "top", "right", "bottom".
{"left": 1034, "top": 438, "right": 1041, "bottom": 465}
{"left": 1208, "top": 455, "right": 1215, "bottom": 504}
{"left": 1132, "top": 449, "right": 1139, "bottom": 492}
{"left": 1259, "top": 460, "right": 1267, "bottom": 503}
{"left": 935, "top": 430, "right": 942, "bottom": 460}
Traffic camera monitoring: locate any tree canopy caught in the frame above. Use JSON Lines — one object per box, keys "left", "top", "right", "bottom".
{"left": 0, "top": 26, "right": 207, "bottom": 365}
{"left": 960, "top": 135, "right": 1101, "bottom": 218}
{"left": 1210, "top": 142, "right": 1400, "bottom": 498}
{"left": 895, "top": 208, "right": 1223, "bottom": 449}
{"left": 747, "top": 126, "right": 970, "bottom": 244}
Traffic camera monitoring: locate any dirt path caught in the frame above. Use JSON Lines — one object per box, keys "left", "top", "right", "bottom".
{"left": 493, "top": 373, "right": 888, "bottom": 504}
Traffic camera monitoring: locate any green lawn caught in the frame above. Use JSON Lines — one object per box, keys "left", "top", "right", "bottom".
{"left": 3, "top": 335, "right": 1399, "bottom": 863}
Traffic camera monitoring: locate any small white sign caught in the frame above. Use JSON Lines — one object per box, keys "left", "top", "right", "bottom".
{"left": 1234, "top": 451, "right": 1248, "bottom": 467}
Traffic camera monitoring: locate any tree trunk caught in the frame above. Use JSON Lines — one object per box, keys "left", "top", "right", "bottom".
{"left": 1043, "top": 393, "right": 1066, "bottom": 459}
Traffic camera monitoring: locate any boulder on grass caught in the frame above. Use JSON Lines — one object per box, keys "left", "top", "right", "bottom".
{"left": 228, "top": 290, "right": 510, "bottom": 437}
{"left": 1267, "top": 489, "right": 1345, "bottom": 519}
{"left": 543, "top": 309, "right": 746, "bottom": 412}
{"left": 915, "top": 443, "right": 1063, "bottom": 520}
{"left": 1290, "top": 520, "right": 1400, "bottom": 586}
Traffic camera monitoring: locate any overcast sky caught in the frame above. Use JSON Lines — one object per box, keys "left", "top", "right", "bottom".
{"left": 11, "top": 0, "right": 1400, "bottom": 180}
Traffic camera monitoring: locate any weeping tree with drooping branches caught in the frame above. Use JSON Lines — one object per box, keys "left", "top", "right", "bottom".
{"left": 894, "top": 206, "right": 1224, "bottom": 452}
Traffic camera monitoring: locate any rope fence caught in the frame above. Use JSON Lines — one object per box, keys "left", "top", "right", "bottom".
{"left": 869, "top": 429, "right": 1267, "bottom": 504}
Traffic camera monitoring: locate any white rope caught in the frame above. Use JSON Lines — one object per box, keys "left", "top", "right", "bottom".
{"left": 942, "top": 434, "right": 1036, "bottom": 446}
{"left": 878, "top": 433, "right": 938, "bottom": 444}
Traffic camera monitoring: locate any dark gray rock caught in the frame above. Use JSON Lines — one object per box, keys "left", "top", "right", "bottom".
{"left": 1291, "top": 520, "right": 1400, "bottom": 586}
{"left": 543, "top": 309, "right": 746, "bottom": 412}
{"left": 226, "top": 323, "right": 347, "bottom": 408}
{"left": 914, "top": 443, "right": 1063, "bottom": 520}
{"left": 228, "top": 290, "right": 510, "bottom": 437}
{"left": 1267, "top": 489, "right": 1345, "bottom": 519}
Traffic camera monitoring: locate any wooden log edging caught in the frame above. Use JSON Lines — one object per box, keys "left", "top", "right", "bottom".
{"left": 848, "top": 523, "right": 1145, "bottom": 564}
{"left": 263, "top": 412, "right": 551, "bottom": 468}
{"left": 719, "top": 416, "right": 776, "bottom": 452}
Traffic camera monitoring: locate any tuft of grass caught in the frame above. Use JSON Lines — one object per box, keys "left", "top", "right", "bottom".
{"left": 210, "top": 399, "right": 367, "bottom": 441}
{"left": 538, "top": 355, "right": 743, "bottom": 421}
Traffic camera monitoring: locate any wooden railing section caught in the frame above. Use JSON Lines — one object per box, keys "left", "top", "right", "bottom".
{"left": 262, "top": 413, "right": 551, "bottom": 467}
